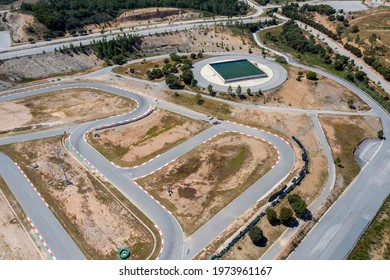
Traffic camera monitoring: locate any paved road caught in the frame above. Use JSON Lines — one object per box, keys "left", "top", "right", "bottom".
{"left": 0, "top": 154, "right": 85, "bottom": 260}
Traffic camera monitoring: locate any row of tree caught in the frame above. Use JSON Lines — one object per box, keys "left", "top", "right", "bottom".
{"left": 281, "top": 3, "right": 339, "bottom": 40}
{"left": 21, "top": 0, "right": 249, "bottom": 32}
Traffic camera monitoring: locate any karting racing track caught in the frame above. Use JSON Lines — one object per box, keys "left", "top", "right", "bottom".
{"left": 0, "top": 81, "right": 295, "bottom": 260}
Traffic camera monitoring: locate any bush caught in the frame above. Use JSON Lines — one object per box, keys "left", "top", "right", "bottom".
{"left": 249, "top": 226, "right": 264, "bottom": 245}
{"left": 165, "top": 74, "right": 182, "bottom": 89}
{"left": 306, "top": 71, "right": 317, "bottom": 80}
{"left": 280, "top": 207, "right": 294, "bottom": 226}
{"left": 287, "top": 194, "right": 307, "bottom": 216}
{"left": 266, "top": 208, "right": 279, "bottom": 225}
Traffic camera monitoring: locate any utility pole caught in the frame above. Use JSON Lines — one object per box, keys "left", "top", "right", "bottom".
{"left": 54, "top": 147, "right": 70, "bottom": 185}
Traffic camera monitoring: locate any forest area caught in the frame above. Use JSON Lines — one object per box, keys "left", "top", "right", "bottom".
{"left": 20, "top": 0, "right": 249, "bottom": 32}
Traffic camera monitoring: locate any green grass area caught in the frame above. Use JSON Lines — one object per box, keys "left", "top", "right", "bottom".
{"left": 348, "top": 194, "right": 390, "bottom": 260}
{"left": 0, "top": 136, "right": 161, "bottom": 260}
{"left": 210, "top": 59, "right": 266, "bottom": 82}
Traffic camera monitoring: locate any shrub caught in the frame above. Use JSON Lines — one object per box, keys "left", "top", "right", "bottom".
{"left": 306, "top": 71, "right": 317, "bottom": 80}
{"left": 249, "top": 226, "right": 264, "bottom": 245}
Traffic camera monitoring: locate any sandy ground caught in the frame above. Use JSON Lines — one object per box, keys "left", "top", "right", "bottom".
{"left": 0, "top": 88, "right": 135, "bottom": 136}
{"left": 243, "top": 65, "right": 369, "bottom": 111}
{"left": 137, "top": 132, "right": 277, "bottom": 236}
{"left": 86, "top": 8, "right": 202, "bottom": 34}
{"left": 89, "top": 108, "right": 209, "bottom": 166}
{"left": 0, "top": 181, "right": 42, "bottom": 260}
{"left": 5, "top": 12, "right": 41, "bottom": 44}
{"left": 141, "top": 26, "right": 261, "bottom": 56}
{"left": 2, "top": 136, "right": 155, "bottom": 259}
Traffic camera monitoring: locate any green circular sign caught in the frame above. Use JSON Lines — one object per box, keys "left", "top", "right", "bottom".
{"left": 118, "top": 248, "right": 131, "bottom": 260}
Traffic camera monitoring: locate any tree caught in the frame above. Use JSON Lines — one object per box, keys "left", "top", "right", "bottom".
{"left": 350, "top": 25, "right": 359, "bottom": 33}
{"left": 306, "top": 71, "right": 317, "bottom": 80}
{"left": 112, "top": 54, "right": 125, "bottom": 65}
{"left": 165, "top": 74, "right": 182, "bottom": 89}
{"left": 228, "top": 85, "right": 233, "bottom": 96}
{"left": 248, "top": 226, "right": 264, "bottom": 245}
{"left": 207, "top": 84, "right": 213, "bottom": 95}
{"left": 280, "top": 207, "right": 294, "bottom": 226}
{"left": 247, "top": 88, "right": 252, "bottom": 96}
{"left": 377, "top": 130, "right": 384, "bottom": 139}
{"left": 236, "top": 85, "right": 242, "bottom": 96}
{"left": 181, "top": 70, "right": 194, "bottom": 85}
{"left": 287, "top": 194, "right": 307, "bottom": 217}
{"left": 334, "top": 157, "right": 342, "bottom": 167}
{"left": 190, "top": 53, "right": 197, "bottom": 60}
{"left": 266, "top": 208, "right": 279, "bottom": 225}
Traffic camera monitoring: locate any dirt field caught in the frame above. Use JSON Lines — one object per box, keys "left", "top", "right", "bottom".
{"left": 0, "top": 88, "right": 136, "bottom": 136}
{"left": 86, "top": 8, "right": 202, "bottom": 34}
{"left": 262, "top": 65, "right": 369, "bottom": 111}
{"left": 319, "top": 115, "right": 381, "bottom": 189}
{"left": 196, "top": 112, "right": 327, "bottom": 260}
{"left": 137, "top": 132, "right": 278, "bottom": 236}
{"left": 88, "top": 108, "right": 209, "bottom": 167}
{"left": 141, "top": 25, "right": 261, "bottom": 56}
{"left": 0, "top": 176, "right": 43, "bottom": 260}
{"left": 0, "top": 136, "right": 157, "bottom": 259}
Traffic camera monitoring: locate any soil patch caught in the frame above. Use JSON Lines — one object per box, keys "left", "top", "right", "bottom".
{"left": 137, "top": 132, "right": 277, "bottom": 236}
{"left": 0, "top": 88, "right": 136, "bottom": 136}
{"left": 319, "top": 115, "right": 381, "bottom": 189}
{"left": 88, "top": 108, "right": 209, "bottom": 167}
{"left": 0, "top": 136, "right": 157, "bottom": 259}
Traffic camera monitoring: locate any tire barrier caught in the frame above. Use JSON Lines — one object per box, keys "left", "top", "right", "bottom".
{"left": 210, "top": 137, "right": 309, "bottom": 260}
{"left": 118, "top": 247, "right": 131, "bottom": 260}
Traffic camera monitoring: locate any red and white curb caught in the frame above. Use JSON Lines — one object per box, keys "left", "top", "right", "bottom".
{"left": 27, "top": 217, "right": 56, "bottom": 260}
{"left": 132, "top": 180, "right": 173, "bottom": 215}
{"left": 15, "top": 163, "right": 49, "bottom": 207}
{"left": 154, "top": 225, "right": 164, "bottom": 260}
{"left": 93, "top": 104, "right": 154, "bottom": 131}
{"left": 226, "top": 120, "right": 292, "bottom": 148}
